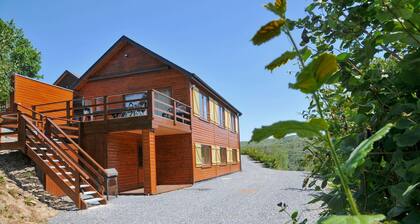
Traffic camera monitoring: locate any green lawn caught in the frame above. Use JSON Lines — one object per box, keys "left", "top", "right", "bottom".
{"left": 241, "top": 135, "right": 309, "bottom": 171}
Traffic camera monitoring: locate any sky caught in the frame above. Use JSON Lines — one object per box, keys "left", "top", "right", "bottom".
{"left": 0, "top": 0, "right": 311, "bottom": 141}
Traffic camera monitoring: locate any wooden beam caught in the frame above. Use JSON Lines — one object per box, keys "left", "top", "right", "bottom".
{"left": 88, "top": 66, "right": 170, "bottom": 82}
{"left": 142, "top": 129, "right": 157, "bottom": 195}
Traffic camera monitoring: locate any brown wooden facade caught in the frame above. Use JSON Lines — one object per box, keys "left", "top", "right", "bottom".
{"left": 3, "top": 36, "right": 241, "bottom": 196}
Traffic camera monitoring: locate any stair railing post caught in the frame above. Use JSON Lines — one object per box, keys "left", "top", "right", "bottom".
{"left": 66, "top": 101, "right": 71, "bottom": 125}
{"left": 75, "top": 172, "right": 81, "bottom": 208}
{"left": 103, "top": 96, "right": 108, "bottom": 121}
{"left": 17, "top": 111, "right": 26, "bottom": 149}
{"left": 173, "top": 99, "right": 177, "bottom": 125}
{"left": 45, "top": 119, "right": 51, "bottom": 138}
{"left": 31, "top": 105, "right": 36, "bottom": 126}
{"left": 147, "top": 90, "right": 154, "bottom": 119}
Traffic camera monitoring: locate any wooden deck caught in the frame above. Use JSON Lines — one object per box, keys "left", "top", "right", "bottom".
{"left": 119, "top": 184, "right": 192, "bottom": 195}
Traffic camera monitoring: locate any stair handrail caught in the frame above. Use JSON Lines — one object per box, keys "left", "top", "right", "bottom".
{"left": 20, "top": 114, "right": 86, "bottom": 208}
{"left": 46, "top": 118, "right": 107, "bottom": 186}
{"left": 20, "top": 114, "right": 92, "bottom": 185}
{"left": 15, "top": 102, "right": 80, "bottom": 124}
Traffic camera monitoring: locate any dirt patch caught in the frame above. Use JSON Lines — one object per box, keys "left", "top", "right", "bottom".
{"left": 0, "top": 169, "right": 57, "bottom": 223}
{"left": 0, "top": 150, "right": 77, "bottom": 212}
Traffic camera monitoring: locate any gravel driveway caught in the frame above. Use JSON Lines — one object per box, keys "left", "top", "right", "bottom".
{"left": 50, "top": 156, "right": 321, "bottom": 224}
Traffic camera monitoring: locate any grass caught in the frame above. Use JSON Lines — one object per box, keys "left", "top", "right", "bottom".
{"left": 241, "top": 135, "right": 310, "bottom": 171}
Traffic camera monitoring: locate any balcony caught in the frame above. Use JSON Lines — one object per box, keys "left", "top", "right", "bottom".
{"left": 32, "top": 90, "right": 192, "bottom": 135}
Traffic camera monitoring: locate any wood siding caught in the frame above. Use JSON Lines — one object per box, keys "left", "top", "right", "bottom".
{"left": 156, "top": 134, "right": 193, "bottom": 185}
{"left": 190, "top": 82, "right": 241, "bottom": 182}
{"left": 13, "top": 75, "right": 73, "bottom": 116}
{"left": 107, "top": 132, "right": 142, "bottom": 192}
{"left": 81, "top": 133, "right": 107, "bottom": 168}
{"left": 77, "top": 44, "right": 190, "bottom": 106}
{"left": 142, "top": 129, "right": 157, "bottom": 194}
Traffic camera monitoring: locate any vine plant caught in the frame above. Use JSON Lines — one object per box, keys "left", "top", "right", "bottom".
{"left": 250, "top": 0, "right": 419, "bottom": 223}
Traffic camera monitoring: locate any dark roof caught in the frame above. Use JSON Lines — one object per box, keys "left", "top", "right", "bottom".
{"left": 54, "top": 70, "right": 79, "bottom": 89}
{"left": 73, "top": 35, "right": 241, "bottom": 115}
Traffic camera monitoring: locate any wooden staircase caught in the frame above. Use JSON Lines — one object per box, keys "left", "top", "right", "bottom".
{"left": 0, "top": 105, "right": 112, "bottom": 209}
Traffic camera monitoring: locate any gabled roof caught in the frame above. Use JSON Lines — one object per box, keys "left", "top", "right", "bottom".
{"left": 73, "top": 35, "right": 241, "bottom": 115}
{"left": 54, "top": 70, "right": 79, "bottom": 89}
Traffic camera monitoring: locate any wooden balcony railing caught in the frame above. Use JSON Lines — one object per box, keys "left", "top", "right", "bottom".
{"left": 32, "top": 90, "right": 191, "bottom": 126}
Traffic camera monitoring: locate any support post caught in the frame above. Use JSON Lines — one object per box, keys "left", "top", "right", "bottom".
{"left": 142, "top": 129, "right": 157, "bottom": 195}
{"left": 173, "top": 100, "right": 176, "bottom": 125}
{"left": 147, "top": 90, "right": 154, "bottom": 119}
{"left": 66, "top": 101, "right": 71, "bottom": 125}
{"left": 31, "top": 105, "right": 36, "bottom": 125}
{"left": 103, "top": 96, "right": 108, "bottom": 121}
{"left": 17, "top": 111, "right": 26, "bottom": 149}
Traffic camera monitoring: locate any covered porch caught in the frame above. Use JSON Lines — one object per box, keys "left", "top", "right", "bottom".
{"left": 104, "top": 129, "right": 193, "bottom": 195}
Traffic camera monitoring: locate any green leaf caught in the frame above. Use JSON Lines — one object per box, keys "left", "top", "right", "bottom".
{"left": 320, "top": 214, "right": 385, "bottom": 224}
{"left": 265, "top": 51, "right": 297, "bottom": 71}
{"left": 265, "top": 47, "right": 312, "bottom": 72}
{"left": 289, "top": 53, "right": 339, "bottom": 93}
{"left": 402, "top": 182, "right": 420, "bottom": 198}
{"left": 300, "top": 47, "right": 312, "bottom": 62}
{"left": 251, "top": 118, "right": 328, "bottom": 142}
{"left": 291, "top": 211, "right": 298, "bottom": 219}
{"left": 264, "top": 0, "right": 287, "bottom": 17}
{"left": 394, "top": 125, "right": 420, "bottom": 147}
{"left": 251, "top": 19, "right": 285, "bottom": 45}
{"left": 342, "top": 123, "right": 394, "bottom": 177}
{"left": 336, "top": 53, "right": 350, "bottom": 61}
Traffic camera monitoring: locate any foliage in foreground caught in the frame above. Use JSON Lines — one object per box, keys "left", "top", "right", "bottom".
{"left": 251, "top": 0, "right": 419, "bottom": 223}
{"left": 241, "top": 135, "right": 309, "bottom": 170}
{"left": 0, "top": 19, "right": 41, "bottom": 101}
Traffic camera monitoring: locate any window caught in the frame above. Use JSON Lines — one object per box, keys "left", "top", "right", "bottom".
{"left": 230, "top": 113, "right": 236, "bottom": 132}
{"left": 199, "top": 92, "right": 208, "bottom": 120}
{"left": 192, "top": 87, "right": 209, "bottom": 121}
{"left": 227, "top": 148, "right": 233, "bottom": 164}
{"left": 220, "top": 147, "right": 227, "bottom": 165}
{"left": 155, "top": 88, "right": 173, "bottom": 119}
{"left": 217, "top": 105, "right": 225, "bottom": 127}
{"left": 95, "top": 96, "right": 104, "bottom": 112}
{"left": 232, "top": 149, "right": 238, "bottom": 164}
{"left": 209, "top": 98, "right": 217, "bottom": 124}
{"left": 211, "top": 146, "right": 219, "bottom": 165}
{"left": 195, "top": 144, "right": 211, "bottom": 167}
{"left": 124, "top": 93, "right": 147, "bottom": 117}
{"left": 224, "top": 110, "right": 231, "bottom": 130}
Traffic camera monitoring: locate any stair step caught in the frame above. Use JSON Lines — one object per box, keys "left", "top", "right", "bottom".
{"left": 56, "top": 134, "right": 79, "bottom": 139}
{"left": 58, "top": 125, "right": 79, "bottom": 131}
{"left": 56, "top": 171, "right": 72, "bottom": 175}
{"left": 37, "top": 153, "right": 53, "bottom": 157}
{"left": 52, "top": 138, "right": 63, "bottom": 143}
{"left": 63, "top": 178, "right": 76, "bottom": 182}
{"left": 80, "top": 184, "right": 90, "bottom": 188}
{"left": 83, "top": 197, "right": 104, "bottom": 205}
{"left": 50, "top": 165, "right": 66, "bottom": 169}
{"left": 43, "top": 159, "right": 59, "bottom": 163}
{"left": 81, "top": 194, "right": 94, "bottom": 200}
{"left": 82, "top": 191, "right": 97, "bottom": 195}
{"left": 30, "top": 146, "right": 47, "bottom": 151}
{"left": 0, "top": 124, "right": 18, "bottom": 129}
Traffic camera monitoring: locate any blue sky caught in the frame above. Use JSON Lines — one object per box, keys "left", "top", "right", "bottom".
{"left": 0, "top": 0, "right": 310, "bottom": 141}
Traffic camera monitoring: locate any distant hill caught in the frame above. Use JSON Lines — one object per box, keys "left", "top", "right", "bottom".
{"left": 241, "top": 135, "right": 309, "bottom": 171}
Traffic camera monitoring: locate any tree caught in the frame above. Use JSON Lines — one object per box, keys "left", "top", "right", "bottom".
{"left": 0, "top": 19, "right": 41, "bottom": 101}
{"left": 251, "top": 0, "right": 419, "bottom": 223}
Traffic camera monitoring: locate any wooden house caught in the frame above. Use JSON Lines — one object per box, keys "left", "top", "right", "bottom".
{"left": 0, "top": 36, "right": 241, "bottom": 209}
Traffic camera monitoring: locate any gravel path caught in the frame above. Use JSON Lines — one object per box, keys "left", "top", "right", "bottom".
{"left": 50, "top": 156, "right": 321, "bottom": 224}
